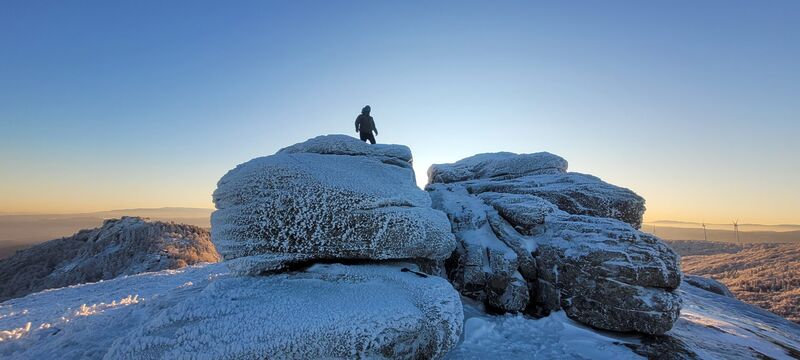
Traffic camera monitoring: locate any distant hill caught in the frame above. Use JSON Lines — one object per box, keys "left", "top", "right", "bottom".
{"left": 648, "top": 220, "right": 800, "bottom": 232}
{"left": 643, "top": 221, "right": 800, "bottom": 244}
{"left": 667, "top": 240, "right": 800, "bottom": 324}
{"left": 0, "top": 208, "right": 213, "bottom": 259}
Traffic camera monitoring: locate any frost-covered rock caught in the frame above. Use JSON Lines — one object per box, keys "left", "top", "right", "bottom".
{"left": 212, "top": 135, "right": 456, "bottom": 273}
{"left": 427, "top": 152, "right": 682, "bottom": 334}
{"left": 428, "top": 152, "right": 568, "bottom": 183}
{"left": 278, "top": 134, "right": 413, "bottom": 165}
{"left": 683, "top": 275, "right": 735, "bottom": 298}
{"left": 465, "top": 172, "right": 647, "bottom": 229}
{"left": 0, "top": 262, "right": 463, "bottom": 360}
{"left": 0, "top": 216, "right": 219, "bottom": 302}
{"left": 448, "top": 280, "right": 800, "bottom": 360}
{"left": 533, "top": 215, "right": 682, "bottom": 334}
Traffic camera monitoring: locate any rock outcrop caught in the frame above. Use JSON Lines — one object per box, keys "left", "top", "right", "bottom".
{"left": 205, "top": 135, "right": 463, "bottom": 358}
{"left": 0, "top": 216, "right": 219, "bottom": 302}
{"left": 212, "top": 134, "right": 457, "bottom": 274}
{"left": 427, "top": 152, "right": 682, "bottom": 334}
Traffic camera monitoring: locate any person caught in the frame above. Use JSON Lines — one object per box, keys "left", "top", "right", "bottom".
{"left": 354, "top": 105, "right": 378, "bottom": 144}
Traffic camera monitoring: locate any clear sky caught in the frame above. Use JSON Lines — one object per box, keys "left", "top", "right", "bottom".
{"left": 1, "top": 1, "right": 798, "bottom": 224}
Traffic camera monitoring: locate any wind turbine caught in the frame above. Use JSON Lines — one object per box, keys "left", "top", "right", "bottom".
{"left": 733, "top": 220, "right": 740, "bottom": 245}
{"left": 702, "top": 221, "right": 708, "bottom": 242}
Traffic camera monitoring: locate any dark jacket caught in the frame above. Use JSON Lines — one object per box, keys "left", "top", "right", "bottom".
{"left": 355, "top": 114, "right": 377, "bottom": 134}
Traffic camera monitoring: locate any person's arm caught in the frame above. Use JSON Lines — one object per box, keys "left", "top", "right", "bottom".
{"left": 355, "top": 116, "right": 360, "bottom": 132}
{"left": 371, "top": 118, "right": 378, "bottom": 135}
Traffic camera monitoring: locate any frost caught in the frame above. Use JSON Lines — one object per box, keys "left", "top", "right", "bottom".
{"left": 0, "top": 263, "right": 463, "bottom": 359}
{"left": 211, "top": 135, "right": 456, "bottom": 273}
{"left": 427, "top": 152, "right": 681, "bottom": 334}
{"left": 0, "top": 217, "right": 219, "bottom": 302}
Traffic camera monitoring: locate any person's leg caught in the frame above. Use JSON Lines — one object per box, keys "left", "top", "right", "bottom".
{"left": 359, "top": 132, "right": 369, "bottom": 143}
{"left": 367, "top": 133, "right": 376, "bottom": 144}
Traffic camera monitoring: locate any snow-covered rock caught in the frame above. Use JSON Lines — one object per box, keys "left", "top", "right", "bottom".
{"left": 427, "top": 152, "right": 681, "bottom": 334}
{"left": 428, "top": 152, "right": 568, "bottom": 183}
{"left": 447, "top": 281, "right": 800, "bottom": 360}
{"left": 0, "top": 262, "right": 463, "bottom": 360}
{"left": 278, "top": 134, "right": 413, "bottom": 165}
{"left": 683, "top": 274, "right": 735, "bottom": 298}
{"left": 0, "top": 216, "right": 219, "bottom": 302}
{"left": 211, "top": 135, "right": 456, "bottom": 274}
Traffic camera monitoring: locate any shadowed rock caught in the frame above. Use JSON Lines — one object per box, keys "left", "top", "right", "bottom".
{"left": 426, "top": 152, "right": 682, "bottom": 334}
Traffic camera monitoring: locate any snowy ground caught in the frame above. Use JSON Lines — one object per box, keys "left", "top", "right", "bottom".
{"left": 446, "top": 298, "right": 643, "bottom": 359}
{"left": 448, "top": 284, "right": 800, "bottom": 360}
{"left": 1, "top": 263, "right": 799, "bottom": 359}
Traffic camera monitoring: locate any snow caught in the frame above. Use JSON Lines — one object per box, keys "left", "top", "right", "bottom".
{"left": 1, "top": 262, "right": 798, "bottom": 359}
{"left": 670, "top": 282, "right": 800, "bottom": 359}
{"left": 426, "top": 152, "right": 680, "bottom": 333}
{"left": 211, "top": 140, "right": 456, "bottom": 269}
{"left": 427, "top": 152, "right": 568, "bottom": 184}
{"left": 446, "top": 283, "right": 800, "bottom": 360}
{"left": 0, "top": 262, "right": 463, "bottom": 360}
{"left": 464, "top": 172, "right": 646, "bottom": 229}
{"left": 447, "top": 298, "right": 644, "bottom": 359}
{"left": 683, "top": 274, "right": 735, "bottom": 298}
{"left": 278, "top": 134, "right": 413, "bottom": 164}
{"left": 0, "top": 216, "right": 219, "bottom": 302}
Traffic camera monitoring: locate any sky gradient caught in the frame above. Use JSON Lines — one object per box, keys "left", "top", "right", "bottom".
{"left": 1, "top": 1, "right": 799, "bottom": 224}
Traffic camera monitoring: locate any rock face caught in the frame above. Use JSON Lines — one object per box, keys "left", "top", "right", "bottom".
{"left": 204, "top": 135, "right": 464, "bottom": 358}
{"left": 426, "top": 152, "right": 682, "bottom": 334}
{"left": 212, "top": 134, "right": 457, "bottom": 273}
{"left": 0, "top": 216, "right": 219, "bottom": 302}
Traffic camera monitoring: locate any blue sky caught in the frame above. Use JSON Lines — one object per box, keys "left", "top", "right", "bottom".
{"left": 1, "top": 1, "right": 798, "bottom": 223}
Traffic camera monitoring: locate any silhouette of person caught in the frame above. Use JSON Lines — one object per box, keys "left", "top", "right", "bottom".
{"left": 355, "top": 105, "right": 378, "bottom": 144}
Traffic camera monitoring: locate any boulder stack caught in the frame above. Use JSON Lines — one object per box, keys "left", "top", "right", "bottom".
{"left": 426, "top": 152, "right": 682, "bottom": 334}
{"left": 212, "top": 135, "right": 456, "bottom": 274}
{"left": 208, "top": 135, "right": 463, "bottom": 359}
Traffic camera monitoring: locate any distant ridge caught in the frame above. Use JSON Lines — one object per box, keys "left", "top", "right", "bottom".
{"left": 0, "top": 208, "right": 214, "bottom": 259}
{"left": 649, "top": 220, "right": 800, "bottom": 228}
{"left": 0, "top": 207, "right": 214, "bottom": 218}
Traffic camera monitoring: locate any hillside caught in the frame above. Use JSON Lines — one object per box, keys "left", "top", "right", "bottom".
{"left": 0, "top": 208, "right": 212, "bottom": 259}
{"left": 0, "top": 217, "right": 219, "bottom": 302}
{"left": 668, "top": 240, "right": 800, "bottom": 324}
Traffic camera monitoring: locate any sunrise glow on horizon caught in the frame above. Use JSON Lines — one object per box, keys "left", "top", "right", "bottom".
{"left": 1, "top": 1, "right": 798, "bottom": 225}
